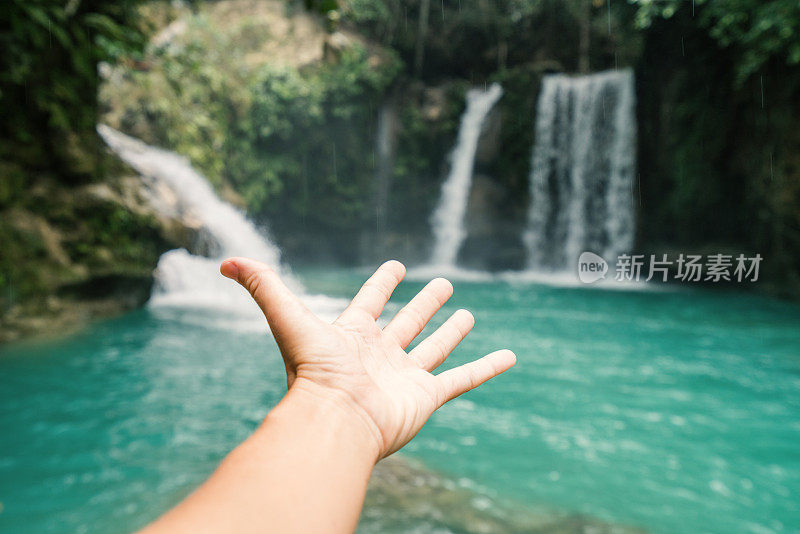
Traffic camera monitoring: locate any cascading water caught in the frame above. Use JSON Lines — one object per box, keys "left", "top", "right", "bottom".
{"left": 427, "top": 83, "right": 503, "bottom": 269}
{"left": 524, "top": 69, "right": 636, "bottom": 272}
{"left": 98, "top": 125, "right": 341, "bottom": 325}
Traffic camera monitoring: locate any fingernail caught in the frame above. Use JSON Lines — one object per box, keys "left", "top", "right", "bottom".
{"left": 220, "top": 260, "right": 238, "bottom": 279}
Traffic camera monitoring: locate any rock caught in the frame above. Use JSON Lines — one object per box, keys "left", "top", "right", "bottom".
{"left": 475, "top": 106, "right": 502, "bottom": 165}
{"left": 459, "top": 175, "right": 527, "bottom": 271}
{"left": 4, "top": 208, "right": 71, "bottom": 267}
{"left": 0, "top": 160, "right": 203, "bottom": 344}
{"left": 362, "top": 456, "right": 646, "bottom": 533}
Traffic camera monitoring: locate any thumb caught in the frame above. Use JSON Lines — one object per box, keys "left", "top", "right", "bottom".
{"left": 220, "top": 257, "right": 318, "bottom": 344}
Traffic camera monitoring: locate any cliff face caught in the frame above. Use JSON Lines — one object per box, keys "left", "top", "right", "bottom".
{"left": 0, "top": 157, "right": 202, "bottom": 343}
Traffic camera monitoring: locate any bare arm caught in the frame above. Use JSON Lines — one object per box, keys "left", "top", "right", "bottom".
{"left": 140, "top": 258, "right": 516, "bottom": 534}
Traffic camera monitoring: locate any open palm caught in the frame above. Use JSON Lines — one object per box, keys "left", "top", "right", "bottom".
{"left": 221, "top": 257, "right": 516, "bottom": 458}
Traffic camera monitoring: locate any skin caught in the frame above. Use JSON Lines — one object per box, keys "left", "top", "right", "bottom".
{"left": 140, "top": 257, "right": 516, "bottom": 534}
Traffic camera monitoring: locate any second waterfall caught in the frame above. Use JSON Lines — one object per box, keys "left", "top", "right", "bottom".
{"left": 427, "top": 83, "right": 503, "bottom": 269}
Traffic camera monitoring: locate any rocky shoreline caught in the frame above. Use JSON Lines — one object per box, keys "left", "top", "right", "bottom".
{"left": 365, "top": 456, "right": 646, "bottom": 534}
{"left": 0, "top": 161, "right": 202, "bottom": 344}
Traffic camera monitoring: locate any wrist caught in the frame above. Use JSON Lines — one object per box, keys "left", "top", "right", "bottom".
{"left": 262, "top": 378, "right": 383, "bottom": 464}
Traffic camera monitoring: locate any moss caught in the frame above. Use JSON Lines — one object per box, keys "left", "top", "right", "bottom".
{"left": 0, "top": 163, "right": 179, "bottom": 341}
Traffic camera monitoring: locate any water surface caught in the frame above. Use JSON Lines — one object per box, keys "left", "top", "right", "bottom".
{"left": 1, "top": 270, "right": 799, "bottom": 533}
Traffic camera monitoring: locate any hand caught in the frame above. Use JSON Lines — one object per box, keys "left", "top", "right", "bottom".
{"left": 220, "top": 257, "right": 516, "bottom": 460}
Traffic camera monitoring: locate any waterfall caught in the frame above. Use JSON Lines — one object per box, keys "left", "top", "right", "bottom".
{"left": 427, "top": 83, "right": 503, "bottom": 269}
{"left": 97, "top": 126, "right": 341, "bottom": 324}
{"left": 524, "top": 69, "right": 636, "bottom": 271}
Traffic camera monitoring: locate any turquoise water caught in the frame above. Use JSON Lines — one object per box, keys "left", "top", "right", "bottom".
{"left": 1, "top": 269, "right": 799, "bottom": 533}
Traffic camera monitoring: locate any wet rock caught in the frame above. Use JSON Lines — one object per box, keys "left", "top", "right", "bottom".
{"left": 0, "top": 162, "right": 203, "bottom": 344}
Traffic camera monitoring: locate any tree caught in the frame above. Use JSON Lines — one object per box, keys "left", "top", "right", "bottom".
{"left": 0, "top": 0, "right": 147, "bottom": 180}
{"left": 633, "top": 0, "right": 800, "bottom": 84}
{"left": 413, "top": 0, "right": 430, "bottom": 76}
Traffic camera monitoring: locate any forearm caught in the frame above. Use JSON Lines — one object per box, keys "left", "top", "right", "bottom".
{"left": 142, "top": 257, "right": 514, "bottom": 532}
{"left": 140, "top": 380, "right": 380, "bottom": 534}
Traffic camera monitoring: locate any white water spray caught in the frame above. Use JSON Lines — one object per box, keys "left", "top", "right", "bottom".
{"left": 524, "top": 69, "right": 636, "bottom": 271}
{"left": 427, "top": 83, "right": 503, "bottom": 269}
{"left": 98, "top": 125, "right": 342, "bottom": 324}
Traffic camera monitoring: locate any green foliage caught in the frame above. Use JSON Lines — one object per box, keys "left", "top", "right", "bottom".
{"left": 105, "top": 13, "right": 402, "bottom": 259}
{"left": 0, "top": 0, "right": 148, "bottom": 178}
{"left": 91, "top": 0, "right": 797, "bottom": 286}
{"left": 0, "top": 171, "right": 167, "bottom": 311}
{"left": 341, "top": 0, "right": 633, "bottom": 79}
{"left": 0, "top": 1, "right": 172, "bottom": 316}
{"left": 109, "top": 15, "right": 251, "bottom": 187}
{"left": 387, "top": 83, "right": 464, "bottom": 234}
{"left": 633, "top": 0, "right": 800, "bottom": 84}
{"left": 635, "top": 3, "right": 800, "bottom": 290}
{"left": 488, "top": 66, "right": 541, "bottom": 204}
{"left": 304, "top": 0, "right": 340, "bottom": 15}
{"left": 250, "top": 46, "right": 402, "bottom": 242}
{"left": 0, "top": 215, "right": 47, "bottom": 299}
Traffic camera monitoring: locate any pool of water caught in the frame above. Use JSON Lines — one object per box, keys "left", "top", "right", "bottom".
{"left": 1, "top": 269, "right": 799, "bottom": 533}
